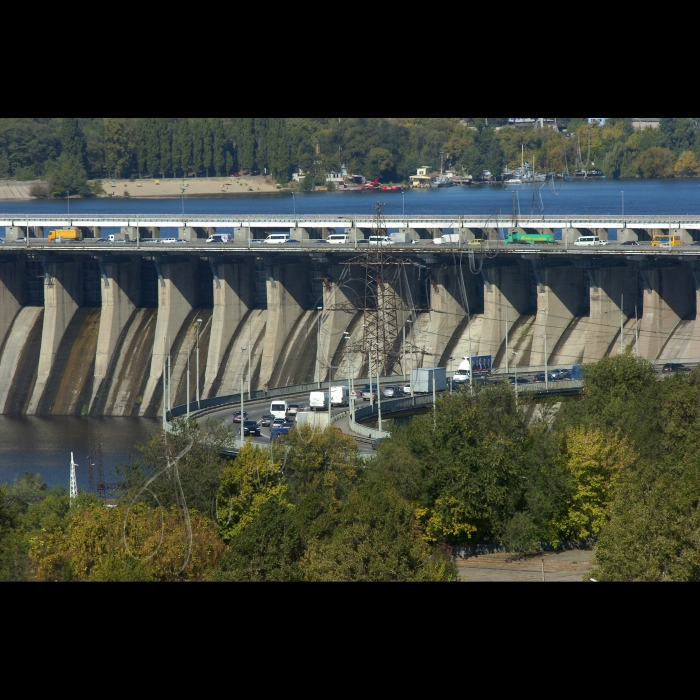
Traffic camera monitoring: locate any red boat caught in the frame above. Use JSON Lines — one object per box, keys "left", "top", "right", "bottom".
{"left": 381, "top": 185, "right": 402, "bottom": 192}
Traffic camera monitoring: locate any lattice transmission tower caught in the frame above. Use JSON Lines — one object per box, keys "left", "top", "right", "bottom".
{"left": 327, "top": 202, "right": 426, "bottom": 377}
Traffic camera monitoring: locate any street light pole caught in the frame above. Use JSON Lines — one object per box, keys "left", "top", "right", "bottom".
{"left": 375, "top": 343, "right": 383, "bottom": 433}
{"left": 403, "top": 324, "right": 407, "bottom": 382}
{"left": 317, "top": 306, "right": 323, "bottom": 389}
{"left": 542, "top": 309, "right": 548, "bottom": 392}
{"left": 187, "top": 348, "right": 191, "bottom": 419}
{"left": 513, "top": 351, "right": 519, "bottom": 407}
{"left": 449, "top": 357, "right": 455, "bottom": 394}
{"left": 240, "top": 347, "right": 247, "bottom": 449}
{"left": 196, "top": 318, "right": 202, "bottom": 408}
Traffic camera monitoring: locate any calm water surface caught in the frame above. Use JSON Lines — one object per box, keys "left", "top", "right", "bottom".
{"left": 2, "top": 180, "right": 700, "bottom": 482}
{"left": 0, "top": 417, "right": 159, "bottom": 489}
{"left": 2, "top": 179, "right": 700, "bottom": 219}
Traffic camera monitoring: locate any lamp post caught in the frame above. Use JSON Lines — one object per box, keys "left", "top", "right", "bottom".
{"left": 292, "top": 192, "right": 297, "bottom": 218}
{"left": 345, "top": 333, "right": 355, "bottom": 424}
{"left": 373, "top": 342, "right": 383, "bottom": 434}
{"left": 403, "top": 323, "right": 408, "bottom": 382}
{"left": 408, "top": 319, "right": 415, "bottom": 397}
{"left": 512, "top": 351, "right": 519, "bottom": 406}
{"left": 449, "top": 357, "right": 455, "bottom": 394}
{"left": 187, "top": 347, "right": 191, "bottom": 419}
{"left": 196, "top": 318, "right": 202, "bottom": 408}
{"left": 541, "top": 308, "right": 548, "bottom": 392}
{"left": 316, "top": 306, "right": 323, "bottom": 389}
{"left": 402, "top": 190, "right": 406, "bottom": 218}
{"left": 622, "top": 190, "right": 625, "bottom": 219}
{"left": 240, "top": 347, "right": 247, "bottom": 449}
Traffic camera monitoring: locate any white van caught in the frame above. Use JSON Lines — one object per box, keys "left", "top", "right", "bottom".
{"left": 368, "top": 236, "right": 393, "bottom": 246}
{"left": 327, "top": 234, "right": 351, "bottom": 245}
{"left": 574, "top": 236, "right": 608, "bottom": 247}
{"left": 264, "top": 234, "right": 290, "bottom": 245}
{"left": 207, "top": 234, "right": 231, "bottom": 244}
{"left": 309, "top": 392, "right": 329, "bottom": 411}
{"left": 331, "top": 386, "right": 350, "bottom": 407}
{"left": 270, "top": 401, "right": 288, "bottom": 420}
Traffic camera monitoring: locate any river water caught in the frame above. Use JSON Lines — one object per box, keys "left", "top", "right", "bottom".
{"left": 2, "top": 179, "right": 700, "bottom": 490}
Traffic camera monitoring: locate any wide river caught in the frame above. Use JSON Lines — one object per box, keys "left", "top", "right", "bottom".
{"left": 2, "top": 179, "right": 699, "bottom": 491}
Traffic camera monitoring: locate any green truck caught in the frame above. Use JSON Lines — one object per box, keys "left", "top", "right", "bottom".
{"left": 505, "top": 230, "right": 556, "bottom": 245}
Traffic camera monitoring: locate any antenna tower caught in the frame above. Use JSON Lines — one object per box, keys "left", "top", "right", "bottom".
{"left": 327, "top": 202, "right": 426, "bottom": 377}
{"left": 70, "top": 453, "right": 78, "bottom": 503}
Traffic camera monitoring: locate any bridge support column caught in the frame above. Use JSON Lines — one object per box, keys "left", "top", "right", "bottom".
{"left": 395, "top": 228, "right": 420, "bottom": 244}
{"left": 584, "top": 266, "right": 637, "bottom": 362}
{"left": 639, "top": 266, "right": 695, "bottom": 360}
{"left": 78, "top": 226, "right": 100, "bottom": 239}
{"left": 27, "top": 260, "right": 84, "bottom": 415}
{"left": 181, "top": 227, "right": 212, "bottom": 241}
{"left": 140, "top": 260, "right": 196, "bottom": 415}
{"left": 260, "top": 263, "right": 311, "bottom": 388}
{"left": 290, "top": 227, "right": 311, "bottom": 240}
{"left": 618, "top": 228, "right": 639, "bottom": 244}
{"left": 479, "top": 264, "right": 530, "bottom": 364}
{"left": 203, "top": 260, "right": 254, "bottom": 398}
{"left": 91, "top": 258, "right": 141, "bottom": 409}
{"left": 0, "top": 259, "right": 26, "bottom": 352}
{"left": 677, "top": 228, "right": 695, "bottom": 245}
{"left": 6, "top": 226, "right": 43, "bottom": 240}
{"left": 236, "top": 227, "right": 252, "bottom": 244}
{"left": 346, "top": 228, "right": 366, "bottom": 242}
{"left": 425, "top": 264, "right": 473, "bottom": 367}
{"left": 531, "top": 265, "right": 586, "bottom": 367}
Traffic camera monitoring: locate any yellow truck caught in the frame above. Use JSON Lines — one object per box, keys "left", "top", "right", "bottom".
{"left": 651, "top": 233, "right": 682, "bottom": 247}
{"left": 48, "top": 229, "right": 82, "bottom": 242}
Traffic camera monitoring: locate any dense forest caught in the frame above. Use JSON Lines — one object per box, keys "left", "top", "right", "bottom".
{"left": 1, "top": 118, "right": 700, "bottom": 196}
{"left": 3, "top": 355, "right": 700, "bottom": 582}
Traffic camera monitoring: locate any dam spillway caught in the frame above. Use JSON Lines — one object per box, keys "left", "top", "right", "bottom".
{"left": 1, "top": 230, "right": 700, "bottom": 415}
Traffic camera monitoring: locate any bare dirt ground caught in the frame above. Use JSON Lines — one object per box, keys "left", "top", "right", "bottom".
{"left": 457, "top": 549, "right": 594, "bottom": 583}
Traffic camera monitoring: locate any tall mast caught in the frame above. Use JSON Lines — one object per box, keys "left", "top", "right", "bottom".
{"left": 70, "top": 453, "right": 78, "bottom": 504}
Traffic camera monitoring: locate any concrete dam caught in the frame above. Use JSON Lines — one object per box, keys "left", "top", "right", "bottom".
{"left": 2, "top": 217, "right": 700, "bottom": 417}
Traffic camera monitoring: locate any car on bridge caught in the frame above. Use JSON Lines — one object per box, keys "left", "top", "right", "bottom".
{"left": 509, "top": 377, "right": 531, "bottom": 386}
{"left": 549, "top": 369, "right": 572, "bottom": 381}
{"left": 368, "top": 236, "right": 393, "bottom": 246}
{"left": 662, "top": 363, "right": 691, "bottom": 373}
{"left": 233, "top": 411, "right": 249, "bottom": 424}
{"left": 534, "top": 373, "right": 547, "bottom": 383}
{"left": 242, "top": 420, "right": 261, "bottom": 437}
{"left": 286, "top": 404, "right": 302, "bottom": 418}
{"left": 260, "top": 414, "right": 276, "bottom": 427}
{"left": 361, "top": 386, "right": 379, "bottom": 401}
{"left": 621, "top": 241, "right": 640, "bottom": 246}
{"left": 272, "top": 418, "right": 286, "bottom": 429}
{"left": 382, "top": 386, "right": 404, "bottom": 399}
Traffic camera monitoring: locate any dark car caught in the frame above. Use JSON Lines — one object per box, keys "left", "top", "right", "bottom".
{"left": 233, "top": 411, "right": 249, "bottom": 424}
{"left": 663, "top": 363, "right": 691, "bottom": 373}
{"left": 285, "top": 239, "right": 301, "bottom": 245}
{"left": 534, "top": 373, "right": 547, "bottom": 383}
{"left": 549, "top": 369, "right": 572, "bottom": 381}
{"left": 260, "top": 414, "right": 276, "bottom": 427}
{"left": 621, "top": 240, "right": 640, "bottom": 246}
{"left": 509, "top": 377, "right": 531, "bottom": 386}
{"left": 382, "top": 386, "right": 403, "bottom": 399}
{"left": 243, "top": 420, "right": 261, "bottom": 437}
{"left": 272, "top": 418, "right": 286, "bottom": 429}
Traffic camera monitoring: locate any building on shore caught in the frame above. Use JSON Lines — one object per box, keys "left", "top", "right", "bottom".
{"left": 410, "top": 166, "right": 437, "bottom": 189}
{"left": 631, "top": 118, "right": 661, "bottom": 130}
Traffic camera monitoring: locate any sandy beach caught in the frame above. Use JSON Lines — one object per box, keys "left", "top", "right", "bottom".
{"left": 0, "top": 176, "right": 285, "bottom": 201}
{"left": 98, "top": 176, "right": 283, "bottom": 199}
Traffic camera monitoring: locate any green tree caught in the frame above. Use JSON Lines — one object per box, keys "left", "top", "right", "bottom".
{"left": 635, "top": 147, "right": 675, "bottom": 178}
{"left": 103, "top": 118, "right": 132, "bottom": 178}
{"left": 301, "top": 482, "right": 457, "bottom": 582}
{"left": 675, "top": 150, "right": 699, "bottom": 177}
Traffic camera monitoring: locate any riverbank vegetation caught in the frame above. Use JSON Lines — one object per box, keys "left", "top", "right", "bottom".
{"left": 2, "top": 118, "right": 700, "bottom": 196}
{"left": 3, "top": 355, "right": 700, "bottom": 582}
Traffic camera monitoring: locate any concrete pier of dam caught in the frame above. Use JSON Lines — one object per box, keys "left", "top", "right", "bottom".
{"left": 2, "top": 225, "right": 700, "bottom": 415}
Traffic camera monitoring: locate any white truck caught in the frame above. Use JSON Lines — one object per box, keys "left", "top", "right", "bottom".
{"left": 331, "top": 386, "right": 350, "bottom": 407}
{"left": 207, "top": 234, "right": 232, "bottom": 243}
{"left": 310, "top": 391, "right": 329, "bottom": 411}
{"left": 412, "top": 367, "right": 447, "bottom": 394}
{"left": 453, "top": 356, "right": 493, "bottom": 384}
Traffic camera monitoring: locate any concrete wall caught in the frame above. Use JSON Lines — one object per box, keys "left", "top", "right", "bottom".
{"left": 584, "top": 265, "right": 638, "bottom": 361}
{"left": 140, "top": 260, "right": 196, "bottom": 415}
{"left": 91, "top": 258, "right": 141, "bottom": 409}
{"left": 260, "top": 263, "right": 310, "bottom": 388}
{"left": 639, "top": 265, "right": 695, "bottom": 359}
{"left": 318, "top": 264, "right": 364, "bottom": 382}
{"left": 479, "top": 264, "right": 530, "bottom": 361}
{"left": 425, "top": 263, "right": 473, "bottom": 367}
{"left": 530, "top": 265, "right": 585, "bottom": 366}
{"left": 204, "top": 260, "right": 254, "bottom": 398}
{"left": 0, "top": 259, "right": 25, "bottom": 353}
{"left": 27, "top": 261, "right": 84, "bottom": 415}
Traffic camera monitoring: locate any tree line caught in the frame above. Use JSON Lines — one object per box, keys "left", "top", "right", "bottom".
{"left": 1, "top": 118, "right": 700, "bottom": 198}
{"left": 3, "top": 354, "right": 700, "bottom": 582}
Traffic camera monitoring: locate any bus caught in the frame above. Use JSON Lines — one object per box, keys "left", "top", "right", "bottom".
{"left": 651, "top": 233, "right": 682, "bottom": 247}
{"left": 505, "top": 230, "right": 555, "bottom": 245}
